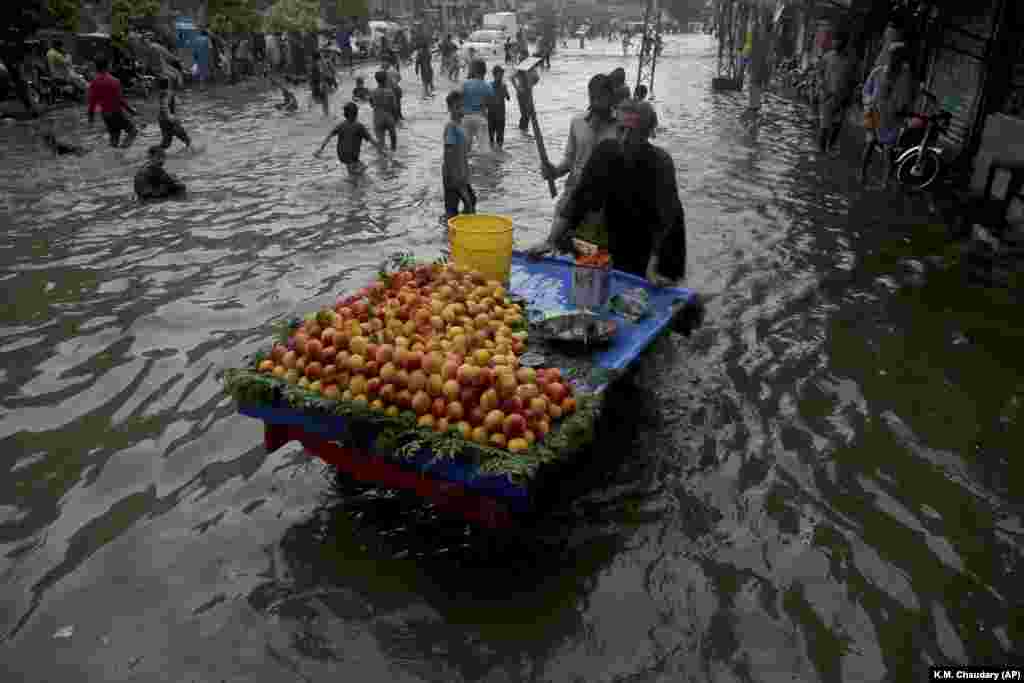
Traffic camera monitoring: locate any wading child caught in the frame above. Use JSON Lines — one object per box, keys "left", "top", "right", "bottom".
{"left": 383, "top": 63, "right": 404, "bottom": 122}
{"left": 271, "top": 77, "right": 298, "bottom": 111}
{"left": 487, "top": 65, "right": 510, "bottom": 150}
{"left": 460, "top": 58, "right": 493, "bottom": 153}
{"left": 351, "top": 76, "right": 370, "bottom": 102}
{"left": 443, "top": 90, "right": 475, "bottom": 218}
{"left": 314, "top": 101, "right": 385, "bottom": 175}
{"left": 157, "top": 78, "right": 191, "bottom": 150}
{"left": 370, "top": 70, "right": 398, "bottom": 151}
{"left": 135, "top": 146, "right": 186, "bottom": 200}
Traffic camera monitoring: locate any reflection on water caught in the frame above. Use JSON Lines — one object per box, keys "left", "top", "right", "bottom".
{"left": 0, "top": 35, "right": 1020, "bottom": 681}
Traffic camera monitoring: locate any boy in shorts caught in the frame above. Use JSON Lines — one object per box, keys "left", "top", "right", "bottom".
{"left": 314, "top": 101, "right": 385, "bottom": 175}
{"left": 157, "top": 78, "right": 191, "bottom": 150}
{"left": 442, "top": 90, "right": 475, "bottom": 218}
{"left": 352, "top": 76, "right": 370, "bottom": 101}
{"left": 370, "top": 71, "right": 398, "bottom": 151}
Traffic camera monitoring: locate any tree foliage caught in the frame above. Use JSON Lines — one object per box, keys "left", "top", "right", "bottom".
{"left": 665, "top": 0, "right": 710, "bottom": 25}
{"left": 209, "top": 0, "right": 264, "bottom": 36}
{"left": 112, "top": 0, "right": 161, "bottom": 41}
{"left": 266, "top": 0, "right": 320, "bottom": 33}
{"left": 329, "top": 0, "right": 369, "bottom": 23}
{"left": 46, "top": 0, "right": 79, "bottom": 32}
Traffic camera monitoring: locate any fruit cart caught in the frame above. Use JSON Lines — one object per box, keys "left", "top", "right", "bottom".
{"left": 226, "top": 251, "right": 698, "bottom": 529}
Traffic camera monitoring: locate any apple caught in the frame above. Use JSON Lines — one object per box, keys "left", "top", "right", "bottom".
{"left": 497, "top": 371, "right": 518, "bottom": 398}
{"left": 295, "top": 356, "right": 307, "bottom": 374}
{"left": 352, "top": 301, "right": 369, "bottom": 318}
{"left": 528, "top": 396, "right": 549, "bottom": 419}
{"left": 503, "top": 413, "right": 527, "bottom": 438}
{"left": 411, "top": 390, "right": 431, "bottom": 415}
{"left": 347, "top": 354, "right": 365, "bottom": 374}
{"left": 282, "top": 350, "right": 298, "bottom": 369}
{"left": 272, "top": 364, "right": 287, "bottom": 378}
{"left": 445, "top": 352, "right": 465, "bottom": 366}
{"left": 502, "top": 396, "right": 524, "bottom": 415}
{"left": 546, "top": 382, "right": 569, "bottom": 404}
{"left": 479, "top": 388, "right": 500, "bottom": 412}
{"left": 518, "top": 383, "right": 540, "bottom": 401}
{"left": 335, "top": 350, "right": 350, "bottom": 369}
{"left": 423, "top": 351, "right": 444, "bottom": 375}
{"left": 446, "top": 401, "right": 465, "bottom": 422}
{"left": 309, "top": 380, "right": 322, "bottom": 394}
{"left": 477, "top": 367, "right": 494, "bottom": 388}
{"left": 431, "top": 398, "right": 447, "bottom": 419}
{"left": 442, "top": 379, "right": 461, "bottom": 402}
{"left": 365, "top": 343, "right": 380, "bottom": 362}
{"left": 471, "top": 426, "right": 490, "bottom": 445}
{"left": 427, "top": 374, "right": 444, "bottom": 397}
{"left": 516, "top": 367, "right": 536, "bottom": 385}
{"left": 454, "top": 421, "right": 472, "bottom": 439}
{"left": 417, "top": 414, "right": 435, "bottom": 429}
{"left": 305, "top": 361, "right": 323, "bottom": 380}
{"left": 456, "top": 364, "right": 480, "bottom": 387}
{"left": 371, "top": 344, "right": 392, "bottom": 366}
{"left": 321, "top": 364, "right": 338, "bottom": 384}
{"left": 407, "top": 369, "right": 428, "bottom": 393}
{"left": 562, "top": 397, "right": 577, "bottom": 414}
{"left": 336, "top": 372, "right": 351, "bottom": 389}
{"left": 335, "top": 305, "right": 352, "bottom": 319}
{"left": 441, "top": 360, "right": 460, "bottom": 382}
{"left": 544, "top": 368, "right": 562, "bottom": 383}
{"left": 321, "top": 327, "right": 337, "bottom": 346}
{"left": 489, "top": 433, "right": 507, "bottom": 449}
{"left": 434, "top": 417, "right": 450, "bottom": 433}
{"left": 548, "top": 403, "right": 563, "bottom": 420}
{"left": 507, "top": 437, "right": 529, "bottom": 453}
{"left": 523, "top": 430, "right": 536, "bottom": 445}
{"left": 322, "top": 384, "right": 341, "bottom": 400}
{"left": 305, "top": 339, "right": 323, "bottom": 361}
{"left": 379, "top": 362, "right": 397, "bottom": 384}
{"left": 484, "top": 409, "right": 505, "bottom": 433}
{"left": 404, "top": 350, "right": 423, "bottom": 372}
{"left": 460, "top": 386, "right": 481, "bottom": 408}
{"left": 385, "top": 405, "right": 400, "bottom": 418}
{"left": 370, "top": 398, "right": 386, "bottom": 412}
{"left": 349, "top": 375, "right": 368, "bottom": 397}
{"left": 259, "top": 359, "right": 275, "bottom": 373}
{"left": 366, "top": 377, "right": 382, "bottom": 396}
{"left": 270, "top": 344, "right": 287, "bottom": 363}
{"left": 394, "top": 368, "right": 410, "bottom": 389}
{"left": 396, "top": 389, "right": 413, "bottom": 410}
{"left": 364, "top": 360, "right": 380, "bottom": 377}
{"left": 379, "top": 383, "right": 396, "bottom": 405}
{"left": 317, "top": 344, "right": 334, "bottom": 363}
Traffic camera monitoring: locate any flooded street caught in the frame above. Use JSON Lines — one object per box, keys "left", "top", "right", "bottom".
{"left": 1, "top": 34, "right": 1021, "bottom": 681}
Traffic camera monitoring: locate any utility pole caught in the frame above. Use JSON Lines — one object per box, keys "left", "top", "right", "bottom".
{"left": 634, "top": 0, "right": 663, "bottom": 98}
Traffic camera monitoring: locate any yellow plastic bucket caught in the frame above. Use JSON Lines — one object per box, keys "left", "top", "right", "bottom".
{"left": 448, "top": 214, "right": 515, "bottom": 283}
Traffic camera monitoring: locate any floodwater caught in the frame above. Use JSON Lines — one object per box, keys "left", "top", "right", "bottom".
{"left": 1, "top": 35, "right": 1021, "bottom": 682}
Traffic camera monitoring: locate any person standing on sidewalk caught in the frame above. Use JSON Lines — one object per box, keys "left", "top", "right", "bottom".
{"left": 87, "top": 57, "right": 138, "bottom": 149}
{"left": 816, "top": 33, "right": 855, "bottom": 156}
{"left": 859, "top": 45, "right": 917, "bottom": 189}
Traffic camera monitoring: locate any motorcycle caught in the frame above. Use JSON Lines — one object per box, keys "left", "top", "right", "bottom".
{"left": 893, "top": 90, "right": 953, "bottom": 191}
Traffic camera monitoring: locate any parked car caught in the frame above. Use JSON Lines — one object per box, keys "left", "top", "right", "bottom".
{"left": 460, "top": 29, "right": 505, "bottom": 62}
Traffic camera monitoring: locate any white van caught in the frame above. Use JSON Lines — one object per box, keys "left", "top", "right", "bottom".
{"left": 482, "top": 12, "right": 517, "bottom": 39}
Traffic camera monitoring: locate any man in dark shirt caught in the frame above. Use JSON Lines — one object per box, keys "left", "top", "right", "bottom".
{"left": 135, "top": 146, "right": 186, "bottom": 200}
{"left": 314, "top": 101, "right": 385, "bottom": 175}
{"left": 87, "top": 57, "right": 137, "bottom": 148}
{"left": 559, "top": 100, "right": 687, "bottom": 286}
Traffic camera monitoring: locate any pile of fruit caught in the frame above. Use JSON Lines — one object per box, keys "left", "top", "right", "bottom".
{"left": 254, "top": 261, "right": 577, "bottom": 454}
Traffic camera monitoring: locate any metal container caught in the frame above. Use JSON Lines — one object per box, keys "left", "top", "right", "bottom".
{"left": 571, "top": 263, "right": 611, "bottom": 310}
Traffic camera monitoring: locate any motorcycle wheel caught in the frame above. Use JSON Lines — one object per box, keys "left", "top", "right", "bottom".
{"left": 895, "top": 149, "right": 942, "bottom": 190}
